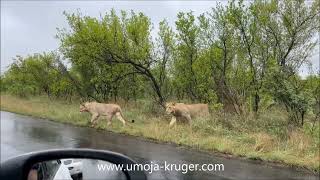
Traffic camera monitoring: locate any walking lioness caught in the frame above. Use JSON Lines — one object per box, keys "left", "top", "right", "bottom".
{"left": 80, "top": 102, "right": 133, "bottom": 126}
{"left": 165, "top": 102, "right": 209, "bottom": 127}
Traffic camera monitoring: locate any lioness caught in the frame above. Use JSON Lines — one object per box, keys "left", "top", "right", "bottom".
{"left": 165, "top": 102, "right": 209, "bottom": 127}
{"left": 80, "top": 102, "right": 133, "bottom": 126}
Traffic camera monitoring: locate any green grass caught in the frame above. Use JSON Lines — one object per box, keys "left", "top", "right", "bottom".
{"left": 1, "top": 94, "right": 319, "bottom": 173}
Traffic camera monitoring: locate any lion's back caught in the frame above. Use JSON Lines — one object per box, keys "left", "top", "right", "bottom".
{"left": 186, "top": 104, "right": 209, "bottom": 117}
{"left": 88, "top": 102, "right": 121, "bottom": 115}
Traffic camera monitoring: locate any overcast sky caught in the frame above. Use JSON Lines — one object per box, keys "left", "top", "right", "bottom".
{"left": 1, "top": 1, "right": 319, "bottom": 77}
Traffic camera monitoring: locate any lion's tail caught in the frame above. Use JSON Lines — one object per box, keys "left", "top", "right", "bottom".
{"left": 119, "top": 109, "right": 134, "bottom": 123}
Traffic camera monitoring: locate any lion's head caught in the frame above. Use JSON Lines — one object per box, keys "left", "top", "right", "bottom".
{"left": 165, "top": 102, "right": 176, "bottom": 115}
{"left": 79, "top": 103, "right": 89, "bottom": 112}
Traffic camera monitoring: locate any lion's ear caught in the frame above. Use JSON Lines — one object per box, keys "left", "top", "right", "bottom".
{"left": 172, "top": 106, "right": 176, "bottom": 113}
{"left": 172, "top": 102, "right": 176, "bottom": 106}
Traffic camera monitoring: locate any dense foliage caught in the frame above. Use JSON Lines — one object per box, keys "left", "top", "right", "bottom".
{"left": 1, "top": 0, "right": 319, "bottom": 126}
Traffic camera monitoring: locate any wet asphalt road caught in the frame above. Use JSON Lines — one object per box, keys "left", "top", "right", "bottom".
{"left": 1, "top": 111, "right": 318, "bottom": 180}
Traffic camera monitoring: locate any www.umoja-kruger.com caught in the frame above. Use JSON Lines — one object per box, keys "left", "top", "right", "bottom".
{"left": 97, "top": 161, "right": 225, "bottom": 174}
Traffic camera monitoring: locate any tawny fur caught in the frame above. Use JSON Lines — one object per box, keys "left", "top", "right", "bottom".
{"left": 80, "top": 101, "right": 132, "bottom": 127}
{"left": 165, "top": 102, "right": 209, "bottom": 127}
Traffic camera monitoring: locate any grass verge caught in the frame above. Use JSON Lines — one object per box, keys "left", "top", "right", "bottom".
{"left": 1, "top": 94, "right": 319, "bottom": 173}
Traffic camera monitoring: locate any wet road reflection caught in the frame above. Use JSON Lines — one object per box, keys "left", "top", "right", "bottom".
{"left": 1, "top": 111, "right": 317, "bottom": 180}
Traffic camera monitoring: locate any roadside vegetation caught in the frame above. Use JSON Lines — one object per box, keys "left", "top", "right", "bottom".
{"left": 1, "top": 0, "right": 319, "bottom": 172}
{"left": 1, "top": 94, "right": 319, "bottom": 172}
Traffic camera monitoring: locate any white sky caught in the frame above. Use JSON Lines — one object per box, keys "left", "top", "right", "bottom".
{"left": 1, "top": 1, "right": 319, "bottom": 77}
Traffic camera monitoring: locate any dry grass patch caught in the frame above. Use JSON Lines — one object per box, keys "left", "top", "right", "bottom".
{"left": 287, "top": 130, "right": 312, "bottom": 154}
{"left": 252, "top": 133, "right": 276, "bottom": 152}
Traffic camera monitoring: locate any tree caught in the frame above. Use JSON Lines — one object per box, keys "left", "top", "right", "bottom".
{"left": 198, "top": 3, "right": 245, "bottom": 114}
{"left": 153, "top": 19, "right": 175, "bottom": 100}
{"left": 174, "top": 12, "right": 201, "bottom": 101}
{"left": 1, "top": 53, "right": 74, "bottom": 98}
{"left": 263, "top": 0, "right": 319, "bottom": 125}
{"left": 58, "top": 10, "right": 171, "bottom": 106}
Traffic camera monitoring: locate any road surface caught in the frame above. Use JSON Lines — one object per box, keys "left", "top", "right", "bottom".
{"left": 1, "top": 111, "right": 318, "bottom": 180}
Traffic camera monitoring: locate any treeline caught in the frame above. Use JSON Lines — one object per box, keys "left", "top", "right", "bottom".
{"left": 1, "top": 0, "right": 319, "bottom": 126}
